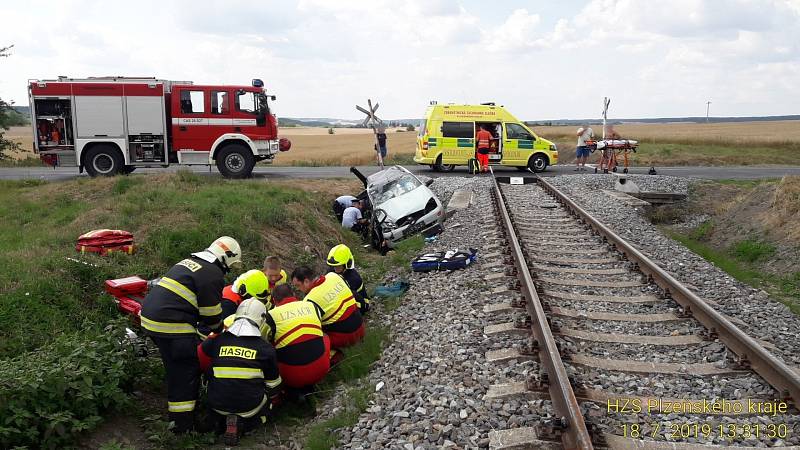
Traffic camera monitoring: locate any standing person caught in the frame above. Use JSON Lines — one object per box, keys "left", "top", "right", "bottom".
{"left": 575, "top": 124, "right": 594, "bottom": 171}
{"left": 341, "top": 199, "right": 369, "bottom": 233}
{"left": 326, "top": 244, "right": 370, "bottom": 313}
{"left": 332, "top": 195, "right": 356, "bottom": 223}
{"left": 140, "top": 236, "right": 241, "bottom": 433}
{"left": 198, "top": 299, "right": 281, "bottom": 445}
{"left": 375, "top": 126, "right": 388, "bottom": 162}
{"left": 475, "top": 125, "right": 492, "bottom": 173}
{"left": 291, "top": 266, "right": 364, "bottom": 353}
{"left": 263, "top": 255, "right": 288, "bottom": 304}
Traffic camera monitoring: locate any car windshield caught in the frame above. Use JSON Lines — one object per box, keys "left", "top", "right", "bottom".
{"left": 368, "top": 173, "right": 421, "bottom": 204}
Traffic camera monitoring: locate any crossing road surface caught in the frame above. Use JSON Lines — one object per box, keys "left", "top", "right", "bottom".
{"left": 2, "top": 164, "right": 800, "bottom": 182}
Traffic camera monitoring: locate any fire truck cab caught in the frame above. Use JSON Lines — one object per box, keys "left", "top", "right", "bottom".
{"left": 28, "top": 76, "right": 290, "bottom": 178}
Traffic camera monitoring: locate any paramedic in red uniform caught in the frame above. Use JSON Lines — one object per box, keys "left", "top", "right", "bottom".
{"left": 291, "top": 266, "right": 364, "bottom": 350}
{"left": 476, "top": 125, "right": 492, "bottom": 173}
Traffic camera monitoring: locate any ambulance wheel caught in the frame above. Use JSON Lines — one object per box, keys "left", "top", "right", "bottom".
{"left": 433, "top": 155, "right": 454, "bottom": 172}
{"left": 84, "top": 145, "right": 123, "bottom": 177}
{"left": 217, "top": 144, "right": 255, "bottom": 179}
{"left": 528, "top": 154, "right": 548, "bottom": 173}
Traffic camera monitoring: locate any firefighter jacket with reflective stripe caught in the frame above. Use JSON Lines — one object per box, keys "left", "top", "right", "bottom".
{"left": 200, "top": 332, "right": 281, "bottom": 416}
{"left": 303, "top": 274, "right": 363, "bottom": 335}
{"left": 141, "top": 256, "right": 224, "bottom": 338}
{"left": 476, "top": 129, "right": 492, "bottom": 149}
{"left": 264, "top": 300, "right": 325, "bottom": 366}
{"left": 336, "top": 268, "right": 370, "bottom": 313}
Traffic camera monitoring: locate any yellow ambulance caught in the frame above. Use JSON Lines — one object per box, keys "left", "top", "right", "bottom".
{"left": 413, "top": 103, "right": 558, "bottom": 172}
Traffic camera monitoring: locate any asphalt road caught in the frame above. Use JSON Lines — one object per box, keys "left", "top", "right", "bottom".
{"left": 2, "top": 163, "right": 800, "bottom": 182}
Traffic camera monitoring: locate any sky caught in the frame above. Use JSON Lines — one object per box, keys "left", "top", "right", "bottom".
{"left": 2, "top": 0, "right": 799, "bottom": 120}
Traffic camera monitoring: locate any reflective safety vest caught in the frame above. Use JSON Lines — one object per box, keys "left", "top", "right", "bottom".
{"left": 266, "top": 301, "right": 323, "bottom": 349}
{"left": 303, "top": 273, "right": 358, "bottom": 327}
{"left": 476, "top": 130, "right": 492, "bottom": 149}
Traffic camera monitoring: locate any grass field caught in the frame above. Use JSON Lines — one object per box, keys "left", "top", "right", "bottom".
{"left": 6, "top": 120, "right": 800, "bottom": 167}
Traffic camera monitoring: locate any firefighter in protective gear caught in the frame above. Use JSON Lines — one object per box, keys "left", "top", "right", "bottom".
{"left": 326, "top": 244, "right": 370, "bottom": 313}
{"left": 140, "top": 236, "right": 241, "bottom": 433}
{"left": 261, "top": 284, "right": 330, "bottom": 389}
{"left": 220, "top": 269, "right": 270, "bottom": 318}
{"left": 198, "top": 299, "right": 281, "bottom": 445}
{"left": 291, "top": 266, "right": 364, "bottom": 349}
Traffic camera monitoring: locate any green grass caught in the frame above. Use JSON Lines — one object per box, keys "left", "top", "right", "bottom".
{"left": 0, "top": 156, "right": 42, "bottom": 167}
{"left": 732, "top": 238, "right": 776, "bottom": 262}
{"left": 666, "top": 229, "right": 800, "bottom": 315}
{"left": 0, "top": 172, "right": 419, "bottom": 448}
{"left": 0, "top": 174, "right": 328, "bottom": 357}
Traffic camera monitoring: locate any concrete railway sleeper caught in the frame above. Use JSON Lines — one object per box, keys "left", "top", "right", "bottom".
{"left": 483, "top": 172, "right": 800, "bottom": 449}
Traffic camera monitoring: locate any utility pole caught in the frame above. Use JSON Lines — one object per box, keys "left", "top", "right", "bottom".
{"left": 706, "top": 101, "right": 711, "bottom": 123}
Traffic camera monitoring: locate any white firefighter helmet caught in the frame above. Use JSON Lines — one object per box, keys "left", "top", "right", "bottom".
{"left": 207, "top": 236, "right": 242, "bottom": 270}
{"left": 227, "top": 298, "right": 266, "bottom": 337}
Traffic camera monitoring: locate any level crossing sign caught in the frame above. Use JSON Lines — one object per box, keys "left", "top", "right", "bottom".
{"left": 356, "top": 99, "right": 385, "bottom": 169}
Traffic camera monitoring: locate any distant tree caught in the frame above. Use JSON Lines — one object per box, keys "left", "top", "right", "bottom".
{"left": 0, "top": 45, "right": 21, "bottom": 160}
{"left": 405, "top": 124, "right": 415, "bottom": 132}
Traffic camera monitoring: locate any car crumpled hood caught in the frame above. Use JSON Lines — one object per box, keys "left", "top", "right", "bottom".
{"left": 373, "top": 186, "right": 435, "bottom": 222}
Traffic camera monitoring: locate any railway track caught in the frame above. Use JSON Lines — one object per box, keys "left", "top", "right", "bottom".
{"left": 481, "top": 174, "right": 800, "bottom": 449}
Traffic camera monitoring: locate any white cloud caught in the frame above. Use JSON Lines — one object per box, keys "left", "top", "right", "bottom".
{"left": 1, "top": 0, "right": 798, "bottom": 119}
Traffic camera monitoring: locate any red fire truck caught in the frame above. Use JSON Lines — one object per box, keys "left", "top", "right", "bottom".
{"left": 28, "top": 76, "right": 291, "bottom": 178}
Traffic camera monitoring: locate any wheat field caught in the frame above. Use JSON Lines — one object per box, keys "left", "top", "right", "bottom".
{"left": 6, "top": 120, "right": 800, "bottom": 166}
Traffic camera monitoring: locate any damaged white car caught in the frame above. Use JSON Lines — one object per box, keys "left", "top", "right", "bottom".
{"left": 351, "top": 166, "right": 444, "bottom": 249}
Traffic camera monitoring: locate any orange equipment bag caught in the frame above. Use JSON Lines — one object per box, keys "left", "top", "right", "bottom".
{"left": 76, "top": 229, "right": 135, "bottom": 255}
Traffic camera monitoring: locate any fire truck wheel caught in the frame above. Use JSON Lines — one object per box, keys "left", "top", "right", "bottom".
{"left": 85, "top": 145, "right": 124, "bottom": 177}
{"left": 216, "top": 144, "right": 255, "bottom": 179}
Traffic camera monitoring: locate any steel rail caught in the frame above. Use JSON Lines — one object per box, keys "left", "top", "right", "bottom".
{"left": 491, "top": 174, "right": 594, "bottom": 450}
{"left": 537, "top": 176, "right": 800, "bottom": 406}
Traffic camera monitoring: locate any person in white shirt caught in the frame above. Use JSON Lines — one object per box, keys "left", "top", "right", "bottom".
{"left": 575, "top": 125, "right": 594, "bottom": 171}
{"left": 332, "top": 195, "right": 357, "bottom": 222}
{"left": 341, "top": 199, "right": 368, "bottom": 232}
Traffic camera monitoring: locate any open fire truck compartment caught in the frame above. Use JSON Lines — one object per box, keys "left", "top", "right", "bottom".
{"left": 29, "top": 76, "right": 289, "bottom": 178}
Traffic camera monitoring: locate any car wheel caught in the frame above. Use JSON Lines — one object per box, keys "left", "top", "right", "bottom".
{"left": 216, "top": 144, "right": 255, "bottom": 179}
{"left": 84, "top": 144, "right": 123, "bottom": 177}
{"left": 433, "top": 155, "right": 455, "bottom": 172}
{"left": 528, "top": 154, "right": 548, "bottom": 173}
